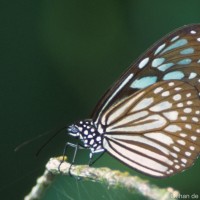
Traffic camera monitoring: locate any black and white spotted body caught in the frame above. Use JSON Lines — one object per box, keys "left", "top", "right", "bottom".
{"left": 68, "top": 119, "right": 105, "bottom": 154}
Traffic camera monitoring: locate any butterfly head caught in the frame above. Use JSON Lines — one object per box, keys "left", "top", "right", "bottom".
{"left": 67, "top": 124, "right": 80, "bottom": 137}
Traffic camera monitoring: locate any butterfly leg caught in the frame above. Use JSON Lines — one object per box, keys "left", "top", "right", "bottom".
{"left": 88, "top": 151, "right": 105, "bottom": 166}
{"left": 59, "top": 142, "right": 86, "bottom": 176}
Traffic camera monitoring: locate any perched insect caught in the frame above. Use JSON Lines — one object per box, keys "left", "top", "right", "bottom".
{"left": 66, "top": 24, "right": 200, "bottom": 178}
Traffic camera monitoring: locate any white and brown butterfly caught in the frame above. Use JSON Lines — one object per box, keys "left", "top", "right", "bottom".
{"left": 67, "top": 24, "right": 200, "bottom": 178}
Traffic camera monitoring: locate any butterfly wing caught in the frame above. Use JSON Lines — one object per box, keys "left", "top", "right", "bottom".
{"left": 99, "top": 81, "right": 200, "bottom": 177}
{"left": 92, "top": 24, "right": 200, "bottom": 122}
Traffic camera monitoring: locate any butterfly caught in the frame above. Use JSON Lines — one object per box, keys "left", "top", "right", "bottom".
{"left": 67, "top": 24, "right": 200, "bottom": 178}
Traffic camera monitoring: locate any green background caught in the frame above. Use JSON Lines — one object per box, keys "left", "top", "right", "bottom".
{"left": 1, "top": 1, "right": 200, "bottom": 199}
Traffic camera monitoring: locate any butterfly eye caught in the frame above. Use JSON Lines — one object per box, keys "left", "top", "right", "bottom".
{"left": 68, "top": 125, "right": 79, "bottom": 137}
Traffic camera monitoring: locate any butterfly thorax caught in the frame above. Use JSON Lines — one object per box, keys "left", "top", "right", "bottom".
{"left": 67, "top": 119, "right": 105, "bottom": 153}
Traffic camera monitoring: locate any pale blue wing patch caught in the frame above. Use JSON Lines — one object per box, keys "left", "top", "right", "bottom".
{"left": 177, "top": 58, "right": 192, "bottom": 65}
{"left": 160, "top": 39, "right": 188, "bottom": 55}
{"left": 152, "top": 58, "right": 165, "bottom": 68}
{"left": 163, "top": 71, "right": 184, "bottom": 80}
{"left": 180, "top": 48, "right": 194, "bottom": 55}
{"left": 158, "top": 63, "right": 174, "bottom": 72}
{"left": 130, "top": 76, "right": 158, "bottom": 89}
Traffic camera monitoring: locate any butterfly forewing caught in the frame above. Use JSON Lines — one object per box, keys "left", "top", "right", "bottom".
{"left": 92, "top": 24, "right": 200, "bottom": 122}
{"left": 100, "top": 81, "right": 200, "bottom": 177}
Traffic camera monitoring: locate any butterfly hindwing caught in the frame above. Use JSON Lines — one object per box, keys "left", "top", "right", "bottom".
{"left": 100, "top": 81, "right": 200, "bottom": 177}
{"left": 92, "top": 24, "right": 200, "bottom": 123}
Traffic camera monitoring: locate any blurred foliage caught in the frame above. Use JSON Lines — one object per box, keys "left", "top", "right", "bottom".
{"left": 1, "top": 0, "right": 200, "bottom": 200}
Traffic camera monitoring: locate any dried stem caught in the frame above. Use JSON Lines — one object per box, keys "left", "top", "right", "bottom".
{"left": 24, "top": 157, "right": 180, "bottom": 200}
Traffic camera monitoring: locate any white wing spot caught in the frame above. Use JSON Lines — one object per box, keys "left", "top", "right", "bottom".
{"left": 190, "top": 30, "right": 196, "bottom": 34}
{"left": 197, "top": 129, "right": 200, "bottom": 133}
{"left": 171, "top": 35, "right": 180, "bottom": 42}
{"left": 197, "top": 38, "right": 200, "bottom": 42}
{"left": 185, "top": 151, "right": 191, "bottom": 156}
{"left": 154, "top": 87, "right": 163, "bottom": 94}
{"left": 177, "top": 103, "right": 183, "bottom": 107}
{"left": 161, "top": 91, "right": 170, "bottom": 97}
{"left": 181, "top": 158, "right": 187, "bottom": 163}
{"left": 186, "top": 101, "right": 193, "bottom": 105}
{"left": 181, "top": 116, "right": 187, "bottom": 121}
{"left": 192, "top": 117, "right": 198, "bottom": 122}
{"left": 185, "top": 124, "right": 192, "bottom": 129}
{"left": 189, "top": 72, "right": 197, "bottom": 79}
{"left": 154, "top": 43, "right": 166, "bottom": 55}
{"left": 174, "top": 159, "right": 178, "bottom": 163}
{"left": 169, "top": 82, "right": 175, "bottom": 86}
{"left": 191, "top": 136, "right": 197, "bottom": 141}
{"left": 184, "top": 108, "right": 192, "bottom": 113}
{"left": 175, "top": 87, "right": 181, "bottom": 91}
{"left": 173, "top": 94, "right": 181, "bottom": 101}
{"left": 175, "top": 165, "right": 180, "bottom": 169}
{"left": 186, "top": 93, "right": 191, "bottom": 97}
{"left": 190, "top": 146, "right": 195, "bottom": 151}
{"left": 138, "top": 57, "right": 149, "bottom": 69}
{"left": 180, "top": 133, "right": 187, "bottom": 137}
{"left": 195, "top": 110, "right": 200, "bottom": 114}
{"left": 177, "top": 140, "right": 186, "bottom": 145}
{"left": 173, "top": 146, "right": 180, "bottom": 152}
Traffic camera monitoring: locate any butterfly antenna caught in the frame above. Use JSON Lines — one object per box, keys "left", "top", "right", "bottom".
{"left": 14, "top": 130, "right": 54, "bottom": 152}
{"left": 35, "top": 127, "right": 66, "bottom": 157}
